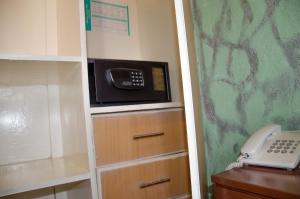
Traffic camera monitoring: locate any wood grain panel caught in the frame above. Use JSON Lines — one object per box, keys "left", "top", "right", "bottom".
{"left": 100, "top": 155, "right": 190, "bottom": 199}
{"left": 212, "top": 166, "right": 300, "bottom": 199}
{"left": 93, "top": 110, "right": 187, "bottom": 165}
{"left": 214, "top": 185, "right": 270, "bottom": 199}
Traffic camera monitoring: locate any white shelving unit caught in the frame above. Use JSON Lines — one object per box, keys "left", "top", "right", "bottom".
{"left": 0, "top": 0, "right": 97, "bottom": 198}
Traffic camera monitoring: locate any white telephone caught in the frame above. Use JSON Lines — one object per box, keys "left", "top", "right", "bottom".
{"left": 227, "top": 124, "right": 300, "bottom": 170}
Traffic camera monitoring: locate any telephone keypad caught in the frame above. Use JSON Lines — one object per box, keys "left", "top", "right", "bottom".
{"left": 268, "top": 139, "right": 300, "bottom": 154}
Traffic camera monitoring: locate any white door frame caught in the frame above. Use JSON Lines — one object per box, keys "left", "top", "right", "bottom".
{"left": 174, "top": 0, "right": 202, "bottom": 198}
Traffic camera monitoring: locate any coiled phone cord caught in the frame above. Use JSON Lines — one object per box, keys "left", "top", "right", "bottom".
{"left": 225, "top": 154, "right": 248, "bottom": 170}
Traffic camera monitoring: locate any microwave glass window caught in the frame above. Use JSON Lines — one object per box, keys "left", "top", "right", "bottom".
{"left": 152, "top": 67, "right": 165, "bottom": 91}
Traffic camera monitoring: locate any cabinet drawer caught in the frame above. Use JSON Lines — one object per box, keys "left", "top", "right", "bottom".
{"left": 100, "top": 155, "right": 190, "bottom": 199}
{"left": 93, "top": 110, "right": 187, "bottom": 165}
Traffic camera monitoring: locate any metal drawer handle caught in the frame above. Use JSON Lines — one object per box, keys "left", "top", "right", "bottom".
{"left": 133, "top": 132, "right": 164, "bottom": 140}
{"left": 139, "top": 177, "right": 171, "bottom": 189}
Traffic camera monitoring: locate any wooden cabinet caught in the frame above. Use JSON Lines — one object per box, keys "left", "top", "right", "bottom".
{"left": 94, "top": 109, "right": 191, "bottom": 199}
{"left": 212, "top": 166, "right": 300, "bottom": 199}
{"left": 100, "top": 155, "right": 190, "bottom": 199}
{"left": 93, "top": 110, "right": 187, "bottom": 165}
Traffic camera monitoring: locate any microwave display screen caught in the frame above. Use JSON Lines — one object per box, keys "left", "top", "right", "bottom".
{"left": 152, "top": 67, "right": 165, "bottom": 91}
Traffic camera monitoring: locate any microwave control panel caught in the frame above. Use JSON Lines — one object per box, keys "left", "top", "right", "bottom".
{"left": 106, "top": 68, "right": 145, "bottom": 89}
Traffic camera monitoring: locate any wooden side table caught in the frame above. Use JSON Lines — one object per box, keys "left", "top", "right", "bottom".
{"left": 212, "top": 166, "right": 300, "bottom": 199}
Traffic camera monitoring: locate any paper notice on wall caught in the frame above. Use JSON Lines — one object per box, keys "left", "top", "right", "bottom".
{"left": 85, "top": 0, "right": 130, "bottom": 36}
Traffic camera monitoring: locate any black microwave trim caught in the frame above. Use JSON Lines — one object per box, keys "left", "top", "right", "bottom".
{"left": 88, "top": 58, "right": 172, "bottom": 107}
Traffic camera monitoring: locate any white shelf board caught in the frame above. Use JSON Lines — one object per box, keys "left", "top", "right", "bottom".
{"left": 90, "top": 102, "right": 184, "bottom": 114}
{"left": 0, "top": 155, "right": 90, "bottom": 197}
{"left": 0, "top": 53, "right": 82, "bottom": 62}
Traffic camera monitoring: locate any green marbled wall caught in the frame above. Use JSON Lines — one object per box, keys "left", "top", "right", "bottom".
{"left": 190, "top": 0, "right": 300, "bottom": 196}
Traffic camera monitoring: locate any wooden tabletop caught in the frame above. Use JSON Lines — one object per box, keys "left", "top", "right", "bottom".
{"left": 212, "top": 166, "right": 300, "bottom": 199}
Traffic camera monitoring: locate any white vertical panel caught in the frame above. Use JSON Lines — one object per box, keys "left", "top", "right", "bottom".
{"left": 59, "top": 64, "right": 87, "bottom": 156}
{"left": 78, "top": 0, "right": 100, "bottom": 197}
{"left": 174, "top": 0, "right": 202, "bottom": 198}
{"left": 45, "top": 0, "right": 58, "bottom": 55}
{"left": 0, "top": 86, "right": 51, "bottom": 165}
{"left": 0, "top": 0, "right": 47, "bottom": 55}
{"left": 48, "top": 85, "right": 63, "bottom": 158}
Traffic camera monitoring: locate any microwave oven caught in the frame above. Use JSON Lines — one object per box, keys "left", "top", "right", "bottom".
{"left": 88, "top": 59, "right": 171, "bottom": 106}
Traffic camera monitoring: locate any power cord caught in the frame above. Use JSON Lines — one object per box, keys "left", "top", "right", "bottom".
{"left": 225, "top": 154, "right": 248, "bottom": 170}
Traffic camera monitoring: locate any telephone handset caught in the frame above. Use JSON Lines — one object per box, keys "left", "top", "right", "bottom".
{"left": 241, "top": 124, "right": 282, "bottom": 157}
{"left": 227, "top": 124, "right": 300, "bottom": 170}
